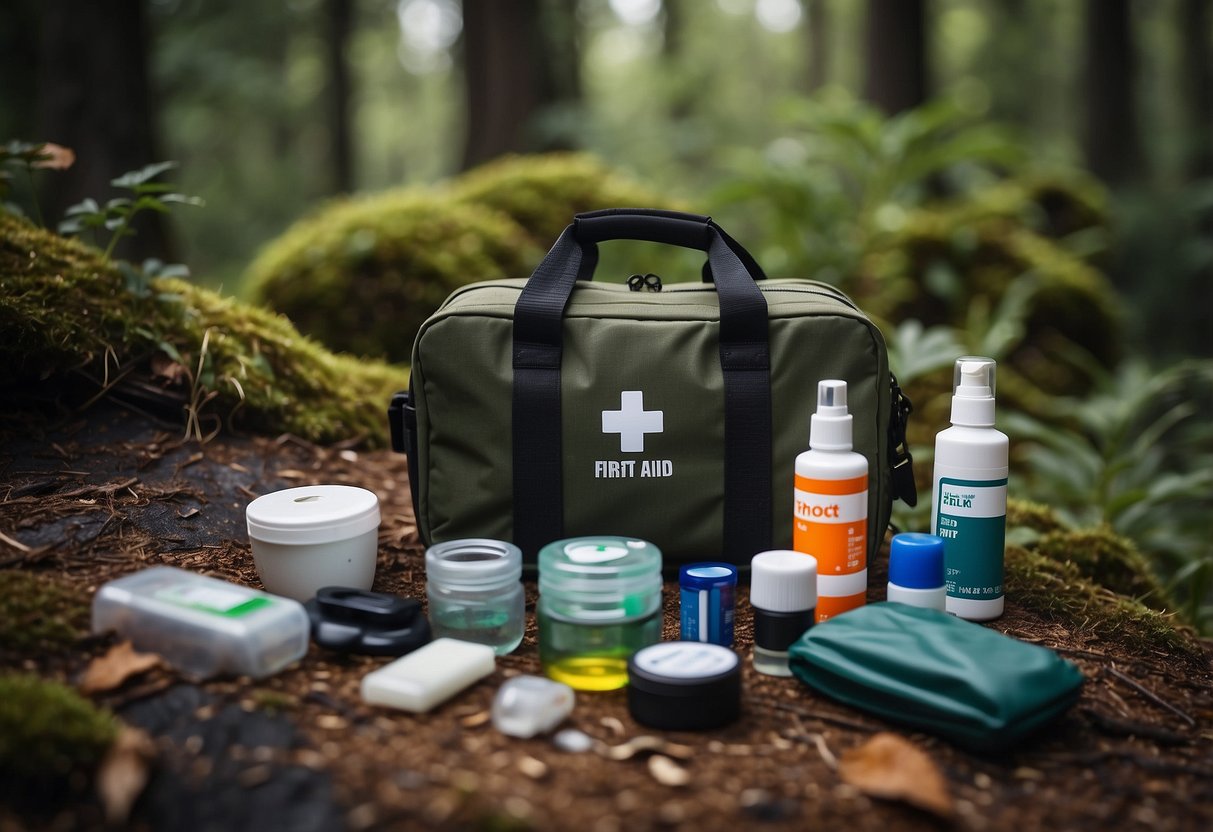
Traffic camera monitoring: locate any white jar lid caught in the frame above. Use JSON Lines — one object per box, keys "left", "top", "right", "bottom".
{"left": 246, "top": 485, "right": 380, "bottom": 545}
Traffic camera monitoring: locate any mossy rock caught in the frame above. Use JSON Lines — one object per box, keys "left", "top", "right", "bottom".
{"left": 856, "top": 203, "right": 1121, "bottom": 398}
{"left": 246, "top": 192, "right": 536, "bottom": 362}
{"left": 1004, "top": 506, "right": 1199, "bottom": 660}
{"left": 961, "top": 171, "right": 1107, "bottom": 241}
{"left": 1006, "top": 498, "right": 1067, "bottom": 536}
{"left": 1004, "top": 545, "right": 1201, "bottom": 664}
{"left": 1, "top": 213, "right": 406, "bottom": 445}
{"left": 0, "top": 571, "right": 90, "bottom": 658}
{"left": 0, "top": 674, "right": 117, "bottom": 786}
{"left": 1032, "top": 527, "right": 1173, "bottom": 612}
{"left": 248, "top": 154, "right": 693, "bottom": 362}
{"left": 448, "top": 152, "right": 680, "bottom": 245}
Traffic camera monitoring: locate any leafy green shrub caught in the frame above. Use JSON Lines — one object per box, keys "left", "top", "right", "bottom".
{"left": 0, "top": 674, "right": 117, "bottom": 785}
{"left": 1, "top": 212, "right": 406, "bottom": 445}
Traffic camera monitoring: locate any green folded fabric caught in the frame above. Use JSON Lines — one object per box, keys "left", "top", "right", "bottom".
{"left": 788, "top": 602, "right": 1084, "bottom": 751}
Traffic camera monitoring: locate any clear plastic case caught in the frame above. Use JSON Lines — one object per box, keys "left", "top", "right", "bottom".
{"left": 91, "top": 566, "right": 310, "bottom": 679}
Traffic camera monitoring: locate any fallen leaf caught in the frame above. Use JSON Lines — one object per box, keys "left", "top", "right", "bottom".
{"left": 96, "top": 725, "right": 155, "bottom": 825}
{"left": 837, "top": 732, "right": 953, "bottom": 817}
{"left": 80, "top": 642, "right": 163, "bottom": 694}
{"left": 32, "top": 142, "right": 75, "bottom": 170}
{"left": 150, "top": 351, "right": 188, "bottom": 385}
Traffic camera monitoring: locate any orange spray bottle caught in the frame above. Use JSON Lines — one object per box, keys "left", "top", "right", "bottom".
{"left": 793, "top": 380, "right": 869, "bottom": 622}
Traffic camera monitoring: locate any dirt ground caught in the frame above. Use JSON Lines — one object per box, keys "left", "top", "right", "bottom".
{"left": 2, "top": 400, "right": 1211, "bottom": 832}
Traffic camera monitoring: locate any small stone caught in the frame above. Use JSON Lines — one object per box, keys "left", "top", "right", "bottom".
{"left": 740, "top": 788, "right": 800, "bottom": 822}
{"left": 492, "top": 675, "right": 575, "bottom": 738}
{"left": 553, "top": 729, "right": 595, "bottom": 754}
{"left": 648, "top": 755, "right": 690, "bottom": 787}
{"left": 517, "top": 755, "right": 548, "bottom": 780}
{"left": 974, "top": 772, "right": 992, "bottom": 789}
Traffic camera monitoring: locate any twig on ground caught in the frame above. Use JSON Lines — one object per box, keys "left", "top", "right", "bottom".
{"left": 1080, "top": 707, "right": 1192, "bottom": 746}
{"left": 0, "top": 528, "right": 32, "bottom": 552}
{"left": 1107, "top": 666, "right": 1197, "bottom": 727}
{"left": 747, "top": 697, "right": 880, "bottom": 734}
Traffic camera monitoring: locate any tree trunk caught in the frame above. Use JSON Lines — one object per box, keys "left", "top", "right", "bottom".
{"left": 862, "top": 0, "right": 928, "bottom": 115}
{"left": 1082, "top": 0, "right": 1144, "bottom": 186}
{"left": 35, "top": 0, "right": 173, "bottom": 261}
{"left": 806, "top": 0, "right": 830, "bottom": 91}
{"left": 460, "top": 0, "right": 561, "bottom": 170}
{"left": 1180, "top": 0, "right": 1213, "bottom": 180}
{"left": 325, "top": 0, "right": 354, "bottom": 194}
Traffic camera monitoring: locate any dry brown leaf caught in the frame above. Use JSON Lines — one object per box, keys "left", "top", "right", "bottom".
{"left": 80, "top": 641, "right": 163, "bottom": 694}
{"left": 150, "top": 351, "right": 189, "bottom": 385}
{"left": 97, "top": 725, "right": 155, "bottom": 825}
{"left": 837, "top": 732, "right": 953, "bottom": 817}
{"left": 32, "top": 142, "right": 75, "bottom": 170}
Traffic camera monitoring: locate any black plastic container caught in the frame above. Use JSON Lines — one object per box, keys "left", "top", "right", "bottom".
{"left": 626, "top": 642, "right": 741, "bottom": 730}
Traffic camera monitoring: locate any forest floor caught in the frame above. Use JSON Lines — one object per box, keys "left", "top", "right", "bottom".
{"left": 1, "top": 400, "right": 1211, "bottom": 832}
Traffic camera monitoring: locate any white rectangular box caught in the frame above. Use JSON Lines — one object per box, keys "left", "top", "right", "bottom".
{"left": 361, "top": 638, "right": 495, "bottom": 713}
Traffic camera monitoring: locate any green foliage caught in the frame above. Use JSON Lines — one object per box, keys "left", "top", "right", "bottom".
{"left": 0, "top": 572, "right": 90, "bottom": 657}
{"left": 59, "top": 161, "right": 204, "bottom": 261}
{"left": 0, "top": 674, "right": 117, "bottom": 784}
{"left": 248, "top": 154, "right": 687, "bottom": 361}
{"left": 1004, "top": 360, "right": 1213, "bottom": 630}
{"left": 712, "top": 93, "right": 1031, "bottom": 283}
{"left": 0, "top": 212, "right": 407, "bottom": 445}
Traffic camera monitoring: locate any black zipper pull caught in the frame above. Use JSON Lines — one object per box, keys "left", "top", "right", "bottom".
{"left": 627, "top": 273, "right": 663, "bottom": 292}
{"left": 888, "top": 374, "right": 917, "bottom": 507}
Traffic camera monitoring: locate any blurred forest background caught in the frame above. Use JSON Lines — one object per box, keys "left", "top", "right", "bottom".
{"left": 1, "top": 0, "right": 1211, "bottom": 628}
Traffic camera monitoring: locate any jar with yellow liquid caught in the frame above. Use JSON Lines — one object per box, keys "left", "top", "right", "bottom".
{"left": 537, "top": 537, "right": 662, "bottom": 691}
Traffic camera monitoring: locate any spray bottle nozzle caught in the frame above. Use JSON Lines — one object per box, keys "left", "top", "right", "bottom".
{"left": 816, "top": 380, "right": 848, "bottom": 416}
{"left": 953, "top": 357, "right": 996, "bottom": 400}
{"left": 810, "top": 379, "right": 853, "bottom": 450}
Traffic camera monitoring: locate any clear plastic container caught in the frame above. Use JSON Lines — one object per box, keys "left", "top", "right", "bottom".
{"left": 537, "top": 537, "right": 663, "bottom": 691}
{"left": 425, "top": 539, "right": 525, "bottom": 655}
{"left": 91, "top": 566, "right": 310, "bottom": 679}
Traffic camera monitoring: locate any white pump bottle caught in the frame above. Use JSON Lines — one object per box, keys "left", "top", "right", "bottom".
{"left": 931, "top": 357, "right": 1008, "bottom": 621}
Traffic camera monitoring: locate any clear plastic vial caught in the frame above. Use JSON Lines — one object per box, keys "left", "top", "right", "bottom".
{"left": 426, "top": 539, "right": 525, "bottom": 655}
{"left": 537, "top": 537, "right": 663, "bottom": 691}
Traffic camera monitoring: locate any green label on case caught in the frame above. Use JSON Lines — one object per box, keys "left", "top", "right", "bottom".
{"left": 935, "top": 477, "right": 1007, "bottom": 601}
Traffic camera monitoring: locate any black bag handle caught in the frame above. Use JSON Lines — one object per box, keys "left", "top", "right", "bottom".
{"left": 511, "top": 209, "right": 773, "bottom": 562}
{"left": 571, "top": 208, "right": 769, "bottom": 284}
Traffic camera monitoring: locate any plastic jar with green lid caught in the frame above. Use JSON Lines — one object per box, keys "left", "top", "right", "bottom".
{"left": 537, "top": 536, "right": 663, "bottom": 691}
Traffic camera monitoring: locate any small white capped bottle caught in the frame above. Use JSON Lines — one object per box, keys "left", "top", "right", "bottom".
{"left": 750, "top": 550, "right": 817, "bottom": 677}
{"left": 793, "top": 380, "right": 869, "bottom": 622}
{"left": 931, "top": 357, "right": 1009, "bottom": 621}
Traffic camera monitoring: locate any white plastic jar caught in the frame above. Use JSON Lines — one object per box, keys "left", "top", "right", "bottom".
{"left": 246, "top": 485, "right": 380, "bottom": 602}
{"left": 426, "top": 539, "right": 525, "bottom": 655}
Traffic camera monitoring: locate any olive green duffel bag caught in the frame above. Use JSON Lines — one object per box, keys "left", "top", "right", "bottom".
{"left": 389, "top": 209, "right": 915, "bottom": 566}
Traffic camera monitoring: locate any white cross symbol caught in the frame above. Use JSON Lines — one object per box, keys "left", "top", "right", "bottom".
{"left": 602, "top": 391, "right": 664, "bottom": 453}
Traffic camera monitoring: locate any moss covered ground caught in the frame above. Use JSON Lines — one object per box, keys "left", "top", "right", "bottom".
{"left": 0, "top": 674, "right": 116, "bottom": 785}
{"left": 0, "top": 572, "right": 91, "bottom": 658}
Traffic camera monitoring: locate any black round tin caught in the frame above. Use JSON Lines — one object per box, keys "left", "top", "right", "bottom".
{"left": 626, "top": 642, "right": 741, "bottom": 730}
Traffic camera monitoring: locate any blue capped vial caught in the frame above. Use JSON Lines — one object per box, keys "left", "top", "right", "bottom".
{"left": 679, "top": 563, "right": 738, "bottom": 647}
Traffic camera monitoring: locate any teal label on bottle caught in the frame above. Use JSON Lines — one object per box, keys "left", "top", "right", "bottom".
{"left": 935, "top": 477, "right": 1007, "bottom": 601}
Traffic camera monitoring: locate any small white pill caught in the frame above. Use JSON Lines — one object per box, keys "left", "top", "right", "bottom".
{"left": 361, "top": 638, "right": 495, "bottom": 713}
